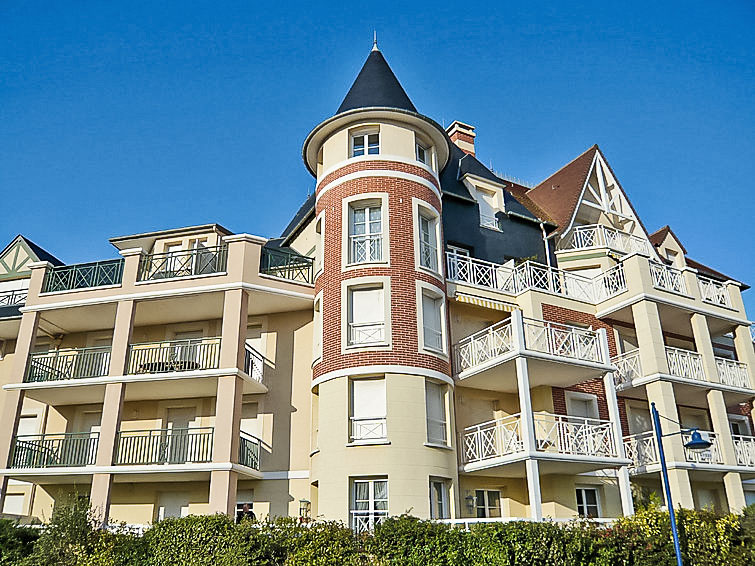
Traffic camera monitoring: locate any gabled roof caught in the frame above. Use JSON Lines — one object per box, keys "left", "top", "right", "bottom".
{"left": 525, "top": 145, "right": 598, "bottom": 232}
{"left": 0, "top": 235, "right": 63, "bottom": 267}
{"left": 336, "top": 48, "right": 417, "bottom": 114}
{"left": 648, "top": 225, "right": 688, "bottom": 255}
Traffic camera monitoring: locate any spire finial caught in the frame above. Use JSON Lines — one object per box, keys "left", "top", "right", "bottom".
{"left": 372, "top": 30, "right": 379, "bottom": 51}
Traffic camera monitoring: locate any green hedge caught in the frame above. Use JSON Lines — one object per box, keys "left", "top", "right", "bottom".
{"left": 2, "top": 502, "right": 754, "bottom": 565}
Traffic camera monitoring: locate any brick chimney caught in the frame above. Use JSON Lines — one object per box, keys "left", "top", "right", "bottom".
{"left": 446, "top": 120, "right": 476, "bottom": 156}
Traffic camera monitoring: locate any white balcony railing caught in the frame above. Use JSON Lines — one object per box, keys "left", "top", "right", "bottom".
{"left": 446, "top": 253, "right": 626, "bottom": 305}
{"left": 533, "top": 414, "right": 617, "bottom": 458}
{"left": 682, "top": 430, "right": 723, "bottom": 464}
{"left": 348, "top": 322, "right": 385, "bottom": 346}
{"left": 665, "top": 347, "right": 706, "bottom": 382}
{"left": 350, "top": 417, "right": 387, "bottom": 442}
{"left": 612, "top": 350, "right": 642, "bottom": 388}
{"left": 558, "top": 224, "right": 650, "bottom": 256}
{"left": 453, "top": 319, "right": 514, "bottom": 374}
{"left": 698, "top": 276, "right": 731, "bottom": 308}
{"left": 480, "top": 213, "right": 502, "bottom": 231}
{"left": 715, "top": 357, "right": 750, "bottom": 389}
{"left": 462, "top": 415, "right": 523, "bottom": 463}
{"left": 523, "top": 319, "right": 604, "bottom": 363}
{"left": 650, "top": 262, "right": 687, "bottom": 295}
{"left": 623, "top": 432, "right": 658, "bottom": 468}
{"left": 733, "top": 435, "right": 755, "bottom": 467}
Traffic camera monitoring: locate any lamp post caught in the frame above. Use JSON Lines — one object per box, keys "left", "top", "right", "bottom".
{"left": 650, "top": 402, "right": 712, "bottom": 566}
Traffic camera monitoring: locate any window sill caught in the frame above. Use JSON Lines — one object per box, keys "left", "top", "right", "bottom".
{"left": 346, "top": 440, "right": 391, "bottom": 447}
{"left": 345, "top": 341, "right": 390, "bottom": 350}
{"left": 424, "top": 442, "right": 452, "bottom": 451}
{"left": 344, "top": 260, "right": 389, "bottom": 271}
{"left": 417, "top": 265, "right": 442, "bottom": 279}
{"left": 480, "top": 225, "right": 503, "bottom": 233}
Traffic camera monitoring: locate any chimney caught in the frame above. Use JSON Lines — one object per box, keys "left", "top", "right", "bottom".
{"left": 446, "top": 121, "right": 476, "bottom": 156}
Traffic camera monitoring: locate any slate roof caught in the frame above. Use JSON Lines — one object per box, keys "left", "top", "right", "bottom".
{"left": 280, "top": 193, "right": 316, "bottom": 243}
{"left": 336, "top": 49, "right": 417, "bottom": 114}
{"left": 0, "top": 235, "right": 63, "bottom": 266}
{"left": 648, "top": 225, "right": 688, "bottom": 255}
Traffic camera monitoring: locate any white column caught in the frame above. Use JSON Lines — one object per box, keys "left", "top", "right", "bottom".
{"left": 515, "top": 354, "right": 541, "bottom": 521}
{"left": 603, "top": 373, "right": 634, "bottom": 516}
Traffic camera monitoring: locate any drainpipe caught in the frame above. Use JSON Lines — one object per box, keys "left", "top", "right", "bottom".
{"left": 540, "top": 222, "right": 554, "bottom": 268}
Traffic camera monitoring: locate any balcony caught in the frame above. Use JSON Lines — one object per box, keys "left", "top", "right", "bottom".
{"left": 649, "top": 262, "right": 687, "bottom": 295}
{"left": 24, "top": 346, "right": 111, "bottom": 383}
{"left": 350, "top": 417, "right": 387, "bottom": 443}
{"left": 558, "top": 224, "right": 650, "bottom": 256}
{"left": 733, "top": 435, "right": 755, "bottom": 468}
{"left": 259, "top": 247, "right": 314, "bottom": 285}
{"left": 462, "top": 413, "right": 619, "bottom": 468}
{"left": 624, "top": 430, "right": 724, "bottom": 471}
{"left": 665, "top": 346, "right": 706, "bottom": 382}
{"left": 453, "top": 319, "right": 514, "bottom": 375}
{"left": 523, "top": 318, "right": 603, "bottom": 363}
{"left": 10, "top": 432, "right": 98, "bottom": 469}
{"left": 698, "top": 276, "right": 731, "bottom": 308}
{"left": 348, "top": 322, "right": 385, "bottom": 346}
{"left": 683, "top": 431, "right": 723, "bottom": 465}
{"left": 446, "top": 252, "right": 626, "bottom": 304}
{"left": 612, "top": 350, "right": 642, "bottom": 388}
{"left": 42, "top": 259, "right": 124, "bottom": 293}
{"left": 244, "top": 344, "right": 264, "bottom": 382}
{"left": 138, "top": 245, "right": 227, "bottom": 282}
{"left": 715, "top": 357, "right": 750, "bottom": 388}
{"left": 126, "top": 337, "right": 220, "bottom": 374}
{"left": 0, "top": 289, "right": 27, "bottom": 307}
{"left": 238, "top": 432, "right": 261, "bottom": 470}
{"left": 115, "top": 427, "right": 214, "bottom": 465}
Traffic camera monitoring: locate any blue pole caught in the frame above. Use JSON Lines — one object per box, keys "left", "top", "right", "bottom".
{"left": 651, "top": 402, "right": 684, "bottom": 566}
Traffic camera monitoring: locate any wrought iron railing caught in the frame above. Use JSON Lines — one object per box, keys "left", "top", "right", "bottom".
{"left": 238, "top": 432, "right": 261, "bottom": 469}
{"left": 715, "top": 357, "right": 750, "bottom": 389}
{"left": 733, "top": 435, "right": 755, "bottom": 467}
{"left": 533, "top": 414, "right": 617, "bottom": 457}
{"left": 351, "top": 417, "right": 387, "bottom": 441}
{"left": 24, "top": 346, "right": 112, "bottom": 383}
{"left": 348, "top": 322, "right": 385, "bottom": 346}
{"left": 462, "top": 415, "right": 523, "bottom": 464}
{"left": 650, "top": 262, "right": 687, "bottom": 295}
{"left": 138, "top": 245, "right": 227, "bottom": 281}
{"left": 682, "top": 430, "right": 722, "bottom": 464}
{"left": 259, "top": 247, "right": 314, "bottom": 284}
{"left": 0, "top": 289, "right": 28, "bottom": 307}
{"left": 665, "top": 347, "right": 706, "bottom": 382}
{"left": 623, "top": 432, "right": 658, "bottom": 469}
{"left": 445, "top": 253, "right": 626, "bottom": 304}
{"left": 42, "top": 259, "right": 124, "bottom": 293}
{"left": 126, "top": 337, "right": 220, "bottom": 374}
{"left": 115, "top": 427, "right": 213, "bottom": 465}
{"left": 612, "top": 350, "right": 642, "bottom": 388}
{"left": 558, "top": 224, "right": 650, "bottom": 256}
{"left": 523, "top": 319, "right": 603, "bottom": 363}
{"left": 10, "top": 432, "right": 99, "bottom": 468}
{"left": 244, "top": 344, "right": 264, "bottom": 382}
{"left": 698, "top": 276, "right": 731, "bottom": 307}
{"left": 453, "top": 319, "right": 513, "bottom": 375}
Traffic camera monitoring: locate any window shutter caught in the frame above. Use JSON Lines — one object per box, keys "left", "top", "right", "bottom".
{"left": 351, "top": 287, "right": 384, "bottom": 324}
{"left": 352, "top": 380, "right": 386, "bottom": 418}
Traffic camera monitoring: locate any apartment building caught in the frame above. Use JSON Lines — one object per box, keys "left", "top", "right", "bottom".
{"left": 1, "top": 44, "right": 754, "bottom": 529}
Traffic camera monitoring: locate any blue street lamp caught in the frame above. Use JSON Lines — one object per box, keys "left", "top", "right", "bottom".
{"left": 650, "top": 402, "right": 712, "bottom": 566}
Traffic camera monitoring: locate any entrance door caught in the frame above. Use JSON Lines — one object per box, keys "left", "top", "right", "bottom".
{"left": 166, "top": 408, "right": 194, "bottom": 464}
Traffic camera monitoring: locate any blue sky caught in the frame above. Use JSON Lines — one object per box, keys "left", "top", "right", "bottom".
{"left": 2, "top": 1, "right": 753, "bottom": 313}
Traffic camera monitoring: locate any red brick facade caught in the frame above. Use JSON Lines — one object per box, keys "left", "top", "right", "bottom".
{"left": 317, "top": 160, "right": 440, "bottom": 193}
{"left": 313, "top": 161, "right": 451, "bottom": 380}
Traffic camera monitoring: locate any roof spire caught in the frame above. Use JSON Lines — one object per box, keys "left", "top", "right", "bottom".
{"left": 372, "top": 30, "right": 379, "bottom": 51}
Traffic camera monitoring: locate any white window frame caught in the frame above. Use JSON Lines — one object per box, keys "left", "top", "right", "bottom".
{"left": 350, "top": 128, "right": 380, "bottom": 158}
{"left": 350, "top": 477, "right": 388, "bottom": 533}
{"left": 412, "top": 198, "right": 442, "bottom": 276}
{"left": 425, "top": 380, "right": 448, "bottom": 446}
{"left": 429, "top": 478, "right": 450, "bottom": 519}
{"left": 416, "top": 281, "right": 447, "bottom": 357}
{"left": 313, "top": 292, "right": 323, "bottom": 363}
{"left": 350, "top": 378, "right": 387, "bottom": 444}
{"left": 474, "top": 489, "right": 501, "bottom": 518}
{"left": 342, "top": 193, "right": 389, "bottom": 269}
{"left": 342, "top": 276, "right": 392, "bottom": 353}
{"left": 564, "top": 391, "right": 600, "bottom": 421}
{"left": 575, "top": 486, "right": 601, "bottom": 518}
{"left": 729, "top": 414, "right": 751, "bottom": 436}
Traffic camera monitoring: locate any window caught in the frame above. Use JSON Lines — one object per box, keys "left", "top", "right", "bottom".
{"left": 475, "top": 490, "right": 501, "bottom": 518}
{"left": 425, "top": 381, "right": 447, "bottom": 445}
{"left": 348, "top": 286, "right": 385, "bottom": 346}
{"left": 349, "top": 205, "right": 382, "bottom": 263}
{"left": 416, "top": 142, "right": 428, "bottom": 164}
{"left": 576, "top": 487, "right": 600, "bottom": 518}
{"left": 351, "top": 131, "right": 379, "bottom": 157}
{"left": 476, "top": 189, "right": 502, "bottom": 231}
{"left": 429, "top": 479, "right": 450, "bottom": 519}
{"left": 419, "top": 213, "right": 438, "bottom": 272}
{"left": 351, "top": 478, "right": 388, "bottom": 533}
{"left": 729, "top": 416, "right": 751, "bottom": 436}
{"left": 314, "top": 215, "right": 324, "bottom": 274}
{"left": 421, "top": 291, "right": 444, "bottom": 352}
{"left": 565, "top": 392, "right": 599, "bottom": 422}
{"left": 350, "top": 379, "right": 387, "bottom": 442}
{"left": 447, "top": 245, "right": 470, "bottom": 257}
{"left": 313, "top": 297, "right": 323, "bottom": 361}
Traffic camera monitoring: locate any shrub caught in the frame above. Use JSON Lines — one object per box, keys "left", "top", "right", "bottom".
{"left": 144, "top": 514, "right": 237, "bottom": 566}
{"left": 368, "top": 515, "right": 466, "bottom": 565}
{"left": 0, "top": 519, "right": 38, "bottom": 565}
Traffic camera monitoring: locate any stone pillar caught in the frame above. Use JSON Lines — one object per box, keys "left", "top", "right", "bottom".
{"left": 603, "top": 373, "right": 634, "bottom": 516}
{"left": 646, "top": 380, "right": 694, "bottom": 508}
{"left": 208, "top": 289, "right": 248, "bottom": 515}
{"left": 0, "top": 310, "right": 40, "bottom": 510}
{"left": 690, "top": 313, "right": 718, "bottom": 383}
{"left": 732, "top": 325, "right": 755, "bottom": 390}
{"left": 707, "top": 389, "right": 746, "bottom": 512}
{"left": 631, "top": 301, "right": 668, "bottom": 376}
{"left": 90, "top": 300, "right": 135, "bottom": 524}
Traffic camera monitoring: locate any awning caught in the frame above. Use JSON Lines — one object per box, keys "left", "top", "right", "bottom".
{"left": 455, "top": 292, "right": 519, "bottom": 312}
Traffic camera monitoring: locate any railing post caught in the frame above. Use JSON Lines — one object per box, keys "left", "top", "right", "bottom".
{"left": 511, "top": 310, "right": 526, "bottom": 354}
{"left": 597, "top": 328, "right": 610, "bottom": 365}
{"left": 603, "top": 373, "right": 634, "bottom": 516}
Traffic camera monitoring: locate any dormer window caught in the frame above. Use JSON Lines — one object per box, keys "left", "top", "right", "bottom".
{"left": 476, "top": 188, "right": 502, "bottom": 231}
{"left": 352, "top": 131, "right": 379, "bottom": 157}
